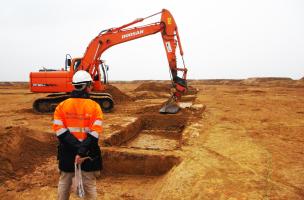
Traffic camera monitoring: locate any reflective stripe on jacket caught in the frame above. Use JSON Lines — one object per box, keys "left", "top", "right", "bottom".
{"left": 53, "top": 98, "right": 103, "bottom": 141}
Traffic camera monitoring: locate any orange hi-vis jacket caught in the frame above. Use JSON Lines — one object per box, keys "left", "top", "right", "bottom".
{"left": 53, "top": 98, "right": 103, "bottom": 141}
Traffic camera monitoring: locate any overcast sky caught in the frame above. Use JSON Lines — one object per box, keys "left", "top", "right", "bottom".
{"left": 0, "top": 0, "right": 303, "bottom": 81}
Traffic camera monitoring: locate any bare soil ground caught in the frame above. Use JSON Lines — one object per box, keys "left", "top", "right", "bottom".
{"left": 0, "top": 78, "right": 303, "bottom": 199}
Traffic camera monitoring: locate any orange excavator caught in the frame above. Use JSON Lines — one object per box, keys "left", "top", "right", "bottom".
{"left": 30, "top": 9, "right": 188, "bottom": 114}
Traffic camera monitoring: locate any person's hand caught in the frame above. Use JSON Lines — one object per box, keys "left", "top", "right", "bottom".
{"left": 75, "top": 155, "right": 84, "bottom": 164}
{"left": 75, "top": 155, "right": 91, "bottom": 164}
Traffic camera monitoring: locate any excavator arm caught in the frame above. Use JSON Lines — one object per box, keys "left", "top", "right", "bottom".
{"left": 78, "top": 9, "right": 188, "bottom": 110}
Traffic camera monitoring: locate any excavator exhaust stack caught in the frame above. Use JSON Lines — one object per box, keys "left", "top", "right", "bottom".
{"left": 159, "top": 96, "right": 181, "bottom": 114}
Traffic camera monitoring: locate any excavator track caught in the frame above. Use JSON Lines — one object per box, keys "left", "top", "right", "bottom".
{"left": 33, "top": 93, "right": 114, "bottom": 113}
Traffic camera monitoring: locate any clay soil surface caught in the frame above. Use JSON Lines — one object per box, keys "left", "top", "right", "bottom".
{"left": 0, "top": 79, "right": 304, "bottom": 199}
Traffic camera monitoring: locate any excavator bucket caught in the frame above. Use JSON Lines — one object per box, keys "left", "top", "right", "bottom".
{"left": 159, "top": 97, "right": 181, "bottom": 114}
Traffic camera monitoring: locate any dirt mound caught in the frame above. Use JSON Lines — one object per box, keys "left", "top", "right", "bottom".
{"left": 134, "top": 82, "right": 171, "bottom": 92}
{"left": 104, "top": 84, "right": 132, "bottom": 103}
{"left": 0, "top": 126, "right": 55, "bottom": 183}
{"left": 134, "top": 82, "right": 198, "bottom": 97}
{"left": 132, "top": 82, "right": 173, "bottom": 100}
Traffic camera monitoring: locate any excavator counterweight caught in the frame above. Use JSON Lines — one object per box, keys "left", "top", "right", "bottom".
{"left": 30, "top": 9, "right": 188, "bottom": 114}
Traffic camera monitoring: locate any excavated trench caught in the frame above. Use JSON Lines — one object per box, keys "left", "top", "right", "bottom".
{"left": 101, "top": 113, "right": 188, "bottom": 176}
{"left": 101, "top": 148, "right": 181, "bottom": 176}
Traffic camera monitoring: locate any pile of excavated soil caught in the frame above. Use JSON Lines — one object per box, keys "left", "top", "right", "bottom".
{"left": 134, "top": 82, "right": 171, "bottom": 92}
{"left": 104, "top": 84, "right": 132, "bottom": 103}
{"left": 0, "top": 126, "right": 55, "bottom": 183}
{"left": 133, "top": 82, "right": 198, "bottom": 99}
{"left": 133, "top": 82, "right": 171, "bottom": 100}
